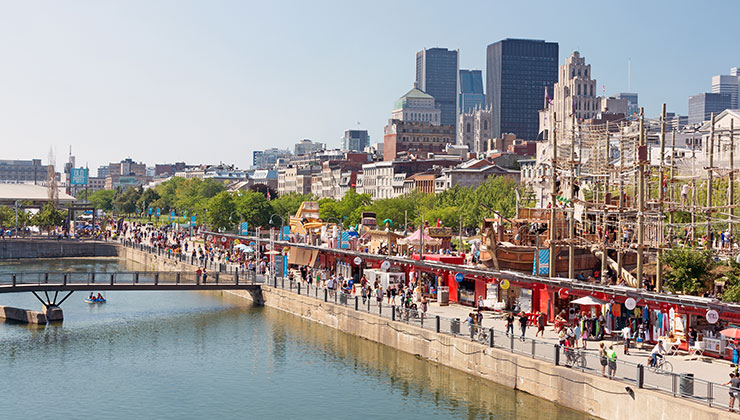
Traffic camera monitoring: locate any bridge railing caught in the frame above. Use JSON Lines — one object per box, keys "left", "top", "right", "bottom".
{"left": 0, "top": 270, "right": 261, "bottom": 287}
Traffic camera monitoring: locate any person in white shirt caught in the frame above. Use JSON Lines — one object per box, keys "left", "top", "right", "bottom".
{"left": 650, "top": 340, "right": 666, "bottom": 367}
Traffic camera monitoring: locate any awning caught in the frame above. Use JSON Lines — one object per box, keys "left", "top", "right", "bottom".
{"left": 570, "top": 296, "right": 606, "bottom": 306}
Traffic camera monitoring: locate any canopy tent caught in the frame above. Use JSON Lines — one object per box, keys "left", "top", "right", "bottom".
{"left": 570, "top": 296, "right": 606, "bottom": 306}
{"left": 398, "top": 229, "right": 441, "bottom": 246}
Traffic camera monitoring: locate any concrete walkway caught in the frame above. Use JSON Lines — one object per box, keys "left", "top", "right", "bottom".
{"left": 423, "top": 301, "right": 736, "bottom": 387}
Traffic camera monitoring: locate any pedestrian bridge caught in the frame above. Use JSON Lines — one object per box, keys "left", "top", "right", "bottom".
{"left": 0, "top": 271, "right": 262, "bottom": 308}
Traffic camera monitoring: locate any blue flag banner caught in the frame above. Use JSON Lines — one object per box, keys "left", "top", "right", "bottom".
{"left": 533, "top": 249, "right": 550, "bottom": 276}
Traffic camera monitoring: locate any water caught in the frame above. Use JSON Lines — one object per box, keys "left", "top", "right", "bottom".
{"left": 0, "top": 258, "right": 591, "bottom": 420}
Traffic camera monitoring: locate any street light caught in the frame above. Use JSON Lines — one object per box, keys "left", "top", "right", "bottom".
{"left": 269, "top": 214, "right": 284, "bottom": 281}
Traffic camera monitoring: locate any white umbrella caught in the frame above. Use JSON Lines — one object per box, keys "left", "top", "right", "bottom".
{"left": 570, "top": 296, "right": 606, "bottom": 306}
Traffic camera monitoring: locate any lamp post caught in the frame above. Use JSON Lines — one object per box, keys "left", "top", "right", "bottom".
{"left": 269, "top": 214, "right": 284, "bottom": 281}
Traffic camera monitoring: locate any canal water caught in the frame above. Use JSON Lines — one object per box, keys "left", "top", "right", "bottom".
{"left": 0, "top": 258, "right": 592, "bottom": 420}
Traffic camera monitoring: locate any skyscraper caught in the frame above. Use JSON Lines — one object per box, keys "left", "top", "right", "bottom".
{"left": 688, "top": 93, "right": 731, "bottom": 125}
{"left": 415, "top": 48, "right": 459, "bottom": 127}
{"left": 459, "top": 69, "right": 485, "bottom": 113}
{"left": 342, "top": 130, "right": 370, "bottom": 152}
{"left": 712, "top": 74, "right": 739, "bottom": 109}
{"left": 486, "top": 39, "right": 558, "bottom": 140}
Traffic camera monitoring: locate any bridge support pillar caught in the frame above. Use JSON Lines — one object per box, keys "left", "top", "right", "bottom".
{"left": 44, "top": 305, "right": 64, "bottom": 322}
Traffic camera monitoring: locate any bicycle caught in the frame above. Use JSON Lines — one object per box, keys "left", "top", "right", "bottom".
{"left": 648, "top": 356, "right": 674, "bottom": 373}
{"left": 564, "top": 348, "right": 587, "bottom": 369}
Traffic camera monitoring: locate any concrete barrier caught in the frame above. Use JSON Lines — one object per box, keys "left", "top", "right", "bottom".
{"left": 0, "top": 305, "right": 47, "bottom": 324}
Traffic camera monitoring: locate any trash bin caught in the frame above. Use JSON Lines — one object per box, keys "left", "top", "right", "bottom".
{"left": 679, "top": 373, "right": 694, "bottom": 396}
{"left": 438, "top": 286, "right": 449, "bottom": 306}
{"left": 451, "top": 318, "right": 460, "bottom": 335}
{"left": 339, "top": 293, "right": 348, "bottom": 305}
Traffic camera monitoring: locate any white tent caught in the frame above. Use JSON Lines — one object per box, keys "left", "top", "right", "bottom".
{"left": 570, "top": 296, "right": 605, "bottom": 306}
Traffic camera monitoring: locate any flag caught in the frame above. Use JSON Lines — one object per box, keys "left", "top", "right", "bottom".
{"left": 602, "top": 84, "right": 605, "bottom": 94}
{"left": 267, "top": 190, "right": 271, "bottom": 200}
{"left": 436, "top": 218, "right": 441, "bottom": 227}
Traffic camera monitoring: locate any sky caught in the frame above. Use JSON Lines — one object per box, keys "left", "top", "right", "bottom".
{"left": 0, "top": 0, "right": 737, "bottom": 173}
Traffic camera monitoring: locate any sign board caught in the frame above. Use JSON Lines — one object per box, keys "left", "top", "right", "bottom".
{"left": 500, "top": 279, "right": 510, "bottom": 290}
{"left": 239, "top": 222, "right": 249, "bottom": 236}
{"left": 455, "top": 273, "right": 464, "bottom": 282}
{"left": 381, "top": 261, "right": 391, "bottom": 271}
{"left": 70, "top": 168, "right": 88, "bottom": 185}
{"left": 625, "top": 297, "right": 637, "bottom": 310}
{"left": 155, "top": 208, "right": 161, "bottom": 217}
{"left": 353, "top": 256, "right": 362, "bottom": 265}
{"left": 706, "top": 309, "right": 719, "bottom": 324}
{"left": 558, "top": 288, "right": 569, "bottom": 299}
{"left": 191, "top": 215, "right": 196, "bottom": 224}
{"left": 281, "top": 226, "right": 290, "bottom": 241}
{"left": 169, "top": 210, "right": 175, "bottom": 221}
{"left": 148, "top": 207, "right": 153, "bottom": 215}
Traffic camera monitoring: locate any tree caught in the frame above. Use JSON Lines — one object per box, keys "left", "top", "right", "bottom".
{"left": 137, "top": 189, "right": 161, "bottom": 213}
{"left": 114, "top": 187, "right": 141, "bottom": 215}
{"left": 0, "top": 205, "right": 15, "bottom": 228}
{"left": 88, "top": 189, "right": 116, "bottom": 212}
{"left": 661, "top": 248, "right": 714, "bottom": 295}
{"left": 207, "top": 191, "right": 236, "bottom": 231}
{"left": 32, "top": 203, "right": 66, "bottom": 233}
{"left": 235, "top": 191, "right": 271, "bottom": 228}
{"left": 270, "top": 193, "right": 312, "bottom": 221}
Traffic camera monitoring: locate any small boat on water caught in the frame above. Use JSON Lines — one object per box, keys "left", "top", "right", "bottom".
{"left": 85, "top": 297, "right": 107, "bottom": 304}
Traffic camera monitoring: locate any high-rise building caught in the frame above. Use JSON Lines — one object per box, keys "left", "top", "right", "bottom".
{"left": 459, "top": 69, "right": 485, "bottom": 113}
{"left": 97, "top": 165, "right": 110, "bottom": 178}
{"left": 252, "top": 148, "right": 292, "bottom": 169}
{"left": 616, "top": 93, "right": 639, "bottom": 116}
{"left": 688, "top": 93, "right": 732, "bottom": 125}
{"left": 415, "top": 48, "right": 459, "bottom": 127}
{"left": 391, "top": 87, "right": 441, "bottom": 125}
{"left": 552, "top": 51, "right": 600, "bottom": 121}
{"left": 383, "top": 120, "right": 455, "bottom": 161}
{"left": 712, "top": 74, "right": 739, "bottom": 109}
{"left": 341, "top": 130, "right": 370, "bottom": 152}
{"left": 486, "top": 39, "right": 558, "bottom": 140}
{"left": 294, "top": 139, "right": 325, "bottom": 156}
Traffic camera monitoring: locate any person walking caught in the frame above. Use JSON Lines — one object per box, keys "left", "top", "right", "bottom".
{"left": 606, "top": 345, "right": 617, "bottom": 379}
{"left": 724, "top": 372, "right": 740, "bottom": 412}
{"left": 599, "top": 342, "right": 608, "bottom": 377}
{"left": 622, "top": 324, "right": 632, "bottom": 355}
{"left": 505, "top": 312, "right": 515, "bottom": 337}
{"left": 519, "top": 312, "right": 528, "bottom": 340}
{"left": 536, "top": 312, "right": 546, "bottom": 337}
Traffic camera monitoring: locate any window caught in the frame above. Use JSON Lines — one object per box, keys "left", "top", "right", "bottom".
{"left": 466, "top": 123, "right": 471, "bottom": 133}
{"left": 483, "top": 120, "right": 488, "bottom": 130}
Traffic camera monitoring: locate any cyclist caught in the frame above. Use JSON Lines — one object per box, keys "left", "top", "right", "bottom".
{"left": 650, "top": 340, "right": 667, "bottom": 368}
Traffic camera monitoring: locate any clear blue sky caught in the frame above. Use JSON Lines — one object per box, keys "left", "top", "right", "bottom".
{"left": 0, "top": 0, "right": 736, "bottom": 172}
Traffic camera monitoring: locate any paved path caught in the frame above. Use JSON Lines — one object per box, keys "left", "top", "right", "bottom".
{"left": 423, "top": 301, "right": 736, "bottom": 385}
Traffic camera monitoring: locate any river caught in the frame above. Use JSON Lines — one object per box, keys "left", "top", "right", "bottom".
{"left": 0, "top": 258, "right": 592, "bottom": 419}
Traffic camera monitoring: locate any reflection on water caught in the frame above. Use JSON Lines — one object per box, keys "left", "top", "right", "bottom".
{"left": 0, "top": 258, "right": 593, "bottom": 419}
